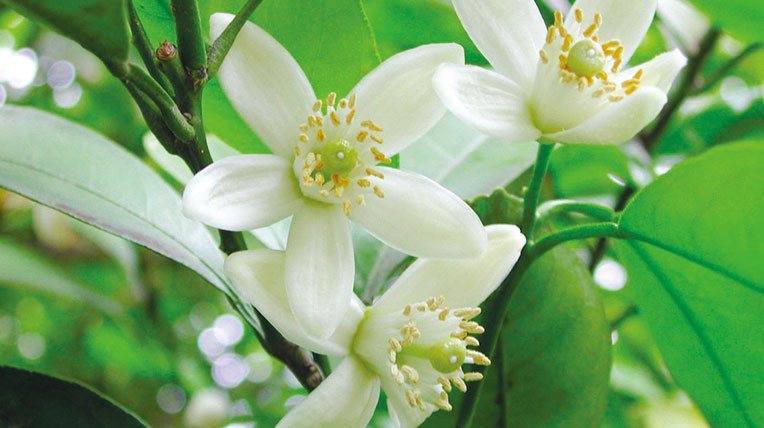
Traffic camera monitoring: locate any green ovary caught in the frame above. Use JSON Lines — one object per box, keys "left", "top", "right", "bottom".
{"left": 317, "top": 139, "right": 357, "bottom": 177}
{"left": 567, "top": 40, "right": 606, "bottom": 77}
{"left": 401, "top": 338, "right": 467, "bottom": 374}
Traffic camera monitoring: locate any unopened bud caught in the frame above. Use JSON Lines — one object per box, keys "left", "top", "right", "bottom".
{"left": 157, "top": 40, "right": 177, "bottom": 62}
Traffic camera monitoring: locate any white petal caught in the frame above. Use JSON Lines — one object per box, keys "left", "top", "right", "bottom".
{"left": 545, "top": 87, "right": 667, "bottom": 145}
{"left": 452, "top": 0, "right": 546, "bottom": 87}
{"left": 381, "top": 377, "right": 430, "bottom": 428}
{"left": 276, "top": 357, "right": 380, "bottom": 428}
{"left": 433, "top": 63, "right": 541, "bottom": 143}
{"left": 350, "top": 167, "right": 486, "bottom": 259}
{"left": 285, "top": 201, "right": 355, "bottom": 339}
{"left": 567, "top": 0, "right": 658, "bottom": 64}
{"left": 182, "top": 155, "right": 302, "bottom": 231}
{"left": 224, "top": 249, "right": 364, "bottom": 355}
{"left": 370, "top": 225, "right": 525, "bottom": 316}
{"left": 211, "top": 13, "right": 316, "bottom": 158}
{"left": 349, "top": 44, "right": 464, "bottom": 156}
{"left": 619, "top": 49, "right": 687, "bottom": 93}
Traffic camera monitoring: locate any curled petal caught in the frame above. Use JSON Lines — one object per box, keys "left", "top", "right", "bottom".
{"left": 545, "top": 87, "right": 667, "bottom": 145}
{"left": 370, "top": 225, "right": 526, "bottom": 316}
{"left": 619, "top": 49, "right": 687, "bottom": 93}
{"left": 452, "top": 0, "right": 546, "bottom": 87}
{"left": 349, "top": 43, "right": 464, "bottom": 156}
{"left": 350, "top": 167, "right": 487, "bottom": 259}
{"left": 276, "top": 357, "right": 380, "bottom": 428}
{"left": 182, "top": 154, "right": 302, "bottom": 231}
{"left": 224, "top": 249, "right": 364, "bottom": 355}
{"left": 285, "top": 201, "right": 355, "bottom": 339}
{"left": 433, "top": 63, "right": 541, "bottom": 143}
{"left": 567, "top": 0, "right": 658, "bottom": 64}
{"left": 211, "top": 13, "right": 316, "bottom": 158}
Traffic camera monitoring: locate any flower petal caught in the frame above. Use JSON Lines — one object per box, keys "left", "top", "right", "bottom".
{"left": 182, "top": 154, "right": 302, "bottom": 231}
{"left": 370, "top": 225, "right": 525, "bottom": 315}
{"left": 211, "top": 13, "right": 316, "bottom": 158}
{"left": 350, "top": 167, "right": 487, "bottom": 259}
{"left": 567, "top": 0, "right": 658, "bottom": 64}
{"left": 285, "top": 201, "right": 355, "bottom": 339}
{"left": 619, "top": 49, "right": 687, "bottom": 93}
{"left": 380, "top": 376, "right": 430, "bottom": 428}
{"left": 224, "top": 249, "right": 364, "bottom": 355}
{"left": 349, "top": 44, "right": 464, "bottom": 156}
{"left": 545, "top": 86, "right": 667, "bottom": 145}
{"left": 276, "top": 357, "right": 380, "bottom": 428}
{"left": 452, "top": 0, "right": 546, "bottom": 87}
{"left": 433, "top": 63, "right": 542, "bottom": 143}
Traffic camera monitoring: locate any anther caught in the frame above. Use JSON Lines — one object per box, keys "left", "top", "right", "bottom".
{"left": 294, "top": 146, "right": 301, "bottom": 156}
{"left": 439, "top": 308, "right": 450, "bottom": 321}
{"left": 317, "top": 129, "right": 325, "bottom": 142}
{"left": 452, "top": 376, "right": 467, "bottom": 392}
{"left": 554, "top": 10, "right": 563, "bottom": 27}
{"left": 465, "top": 336, "right": 480, "bottom": 347}
{"left": 451, "top": 330, "right": 467, "bottom": 339}
{"left": 371, "top": 147, "right": 391, "bottom": 163}
{"left": 357, "top": 131, "right": 368, "bottom": 142}
{"left": 299, "top": 124, "right": 308, "bottom": 132}
{"left": 346, "top": 109, "right": 356, "bottom": 125}
{"left": 315, "top": 172, "right": 325, "bottom": 185}
{"left": 299, "top": 133, "right": 309, "bottom": 142}
{"left": 438, "top": 376, "right": 452, "bottom": 392}
{"left": 400, "top": 365, "right": 419, "bottom": 383}
{"left": 464, "top": 372, "right": 484, "bottom": 381}
{"left": 373, "top": 186, "right": 385, "bottom": 198}
{"left": 356, "top": 195, "right": 365, "bottom": 206}
{"left": 370, "top": 135, "right": 384, "bottom": 144}
{"left": 625, "top": 86, "right": 639, "bottom": 95}
{"left": 389, "top": 337, "right": 402, "bottom": 352}
{"left": 562, "top": 35, "right": 573, "bottom": 52}
{"left": 339, "top": 98, "right": 348, "bottom": 108}
{"left": 634, "top": 69, "right": 644, "bottom": 79}
{"left": 575, "top": 8, "right": 583, "bottom": 23}
{"left": 366, "top": 168, "right": 384, "bottom": 179}
{"left": 349, "top": 93, "right": 357, "bottom": 109}
{"left": 539, "top": 50, "right": 549, "bottom": 64}
{"left": 330, "top": 111, "right": 341, "bottom": 126}
{"left": 467, "top": 350, "right": 491, "bottom": 365}
{"left": 405, "top": 389, "right": 417, "bottom": 408}
{"left": 342, "top": 200, "right": 352, "bottom": 216}
{"left": 327, "top": 92, "right": 337, "bottom": 107}
{"left": 357, "top": 178, "right": 371, "bottom": 188}
{"left": 315, "top": 115, "right": 324, "bottom": 126}
{"left": 454, "top": 308, "right": 481, "bottom": 319}
{"left": 546, "top": 26, "right": 556, "bottom": 44}
{"left": 312, "top": 100, "right": 322, "bottom": 113}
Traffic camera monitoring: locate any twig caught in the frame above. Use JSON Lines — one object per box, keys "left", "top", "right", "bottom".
{"left": 207, "top": 0, "right": 265, "bottom": 77}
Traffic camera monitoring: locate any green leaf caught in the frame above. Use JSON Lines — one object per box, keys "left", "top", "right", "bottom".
{"left": 424, "top": 191, "right": 611, "bottom": 428}
{"left": 0, "top": 366, "right": 149, "bottom": 428}
{"left": 0, "top": 106, "right": 231, "bottom": 295}
{"left": 401, "top": 113, "right": 537, "bottom": 200}
{"left": 616, "top": 141, "right": 764, "bottom": 427}
{"left": 548, "top": 145, "right": 634, "bottom": 198}
{"left": 0, "top": 237, "right": 122, "bottom": 314}
{"left": 1, "top": 0, "right": 130, "bottom": 62}
{"left": 687, "top": 0, "right": 764, "bottom": 44}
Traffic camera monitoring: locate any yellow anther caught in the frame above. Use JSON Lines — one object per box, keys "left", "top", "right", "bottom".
{"left": 546, "top": 26, "right": 556, "bottom": 44}
{"left": 578, "top": 79, "right": 587, "bottom": 91}
{"left": 451, "top": 330, "right": 467, "bottom": 339}
{"left": 621, "top": 79, "right": 639, "bottom": 88}
{"left": 575, "top": 8, "right": 583, "bottom": 23}
{"left": 438, "top": 376, "right": 452, "bottom": 392}
{"left": 299, "top": 124, "right": 308, "bottom": 132}
{"left": 400, "top": 365, "right": 419, "bottom": 383}
{"left": 349, "top": 93, "right": 357, "bottom": 109}
{"left": 595, "top": 13, "right": 602, "bottom": 26}
{"left": 312, "top": 100, "right": 322, "bottom": 113}
{"left": 405, "top": 390, "right": 417, "bottom": 407}
{"left": 562, "top": 34, "right": 573, "bottom": 52}
{"left": 554, "top": 10, "right": 563, "bottom": 27}
{"left": 625, "top": 86, "right": 639, "bottom": 95}
{"left": 417, "top": 304, "right": 427, "bottom": 312}
{"left": 601, "top": 40, "right": 620, "bottom": 49}
{"left": 314, "top": 172, "right": 325, "bottom": 186}
{"left": 319, "top": 190, "right": 329, "bottom": 197}
{"left": 613, "top": 46, "right": 624, "bottom": 59}
{"left": 389, "top": 337, "right": 402, "bottom": 352}
{"left": 596, "top": 71, "right": 608, "bottom": 80}
{"left": 294, "top": 146, "right": 301, "bottom": 156}
{"left": 539, "top": 50, "right": 549, "bottom": 64}
{"left": 558, "top": 54, "right": 567, "bottom": 70}
{"left": 339, "top": 98, "right": 348, "bottom": 108}
{"left": 611, "top": 58, "right": 622, "bottom": 73}
{"left": 371, "top": 147, "right": 391, "bottom": 163}
{"left": 346, "top": 109, "right": 356, "bottom": 125}
{"left": 465, "top": 336, "right": 480, "bottom": 347}
{"left": 299, "top": 133, "right": 309, "bottom": 142}
{"left": 584, "top": 22, "right": 598, "bottom": 37}
{"left": 317, "top": 129, "right": 325, "bottom": 142}
{"left": 342, "top": 200, "right": 352, "bottom": 216}
{"left": 592, "top": 89, "right": 605, "bottom": 98}
{"left": 467, "top": 350, "right": 491, "bottom": 365}
{"left": 454, "top": 308, "right": 481, "bottom": 319}
{"left": 634, "top": 69, "right": 644, "bottom": 79}
{"left": 464, "top": 372, "right": 484, "bottom": 382}
{"left": 357, "top": 178, "right": 371, "bottom": 188}
{"left": 373, "top": 185, "right": 385, "bottom": 198}
{"left": 370, "top": 135, "right": 384, "bottom": 145}
{"left": 366, "top": 168, "right": 384, "bottom": 179}
{"left": 330, "top": 111, "right": 341, "bottom": 126}
{"left": 316, "top": 115, "right": 324, "bottom": 126}
{"left": 357, "top": 131, "right": 368, "bottom": 142}
{"left": 308, "top": 116, "right": 316, "bottom": 127}
{"left": 452, "top": 376, "right": 467, "bottom": 392}
{"left": 327, "top": 92, "right": 337, "bottom": 107}
{"left": 356, "top": 194, "right": 365, "bottom": 206}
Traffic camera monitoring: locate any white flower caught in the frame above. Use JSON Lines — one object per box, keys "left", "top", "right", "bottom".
{"left": 433, "top": 0, "right": 688, "bottom": 145}
{"left": 182, "top": 14, "right": 487, "bottom": 339}
{"left": 224, "top": 225, "right": 525, "bottom": 428}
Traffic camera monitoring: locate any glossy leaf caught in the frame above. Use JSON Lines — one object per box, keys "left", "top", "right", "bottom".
{"left": 0, "top": 106, "right": 231, "bottom": 294}
{"left": 423, "top": 190, "right": 611, "bottom": 428}
{"left": 0, "top": 237, "right": 122, "bottom": 314}
{"left": 1, "top": 0, "right": 130, "bottom": 62}
{"left": 616, "top": 141, "right": 764, "bottom": 427}
{"left": 0, "top": 366, "right": 149, "bottom": 428}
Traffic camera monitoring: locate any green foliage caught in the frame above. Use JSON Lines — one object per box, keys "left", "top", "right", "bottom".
{"left": 0, "top": 366, "right": 149, "bottom": 427}
{"left": 0, "top": 106, "right": 230, "bottom": 294}
{"left": 617, "top": 141, "right": 764, "bottom": 427}
{"left": 687, "top": 0, "right": 764, "bottom": 44}
{"left": 0, "top": 0, "right": 130, "bottom": 62}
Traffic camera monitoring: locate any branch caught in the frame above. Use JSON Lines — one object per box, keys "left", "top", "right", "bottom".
{"left": 171, "top": 0, "right": 207, "bottom": 86}
{"left": 694, "top": 41, "right": 763, "bottom": 95}
{"left": 207, "top": 0, "right": 265, "bottom": 77}
{"left": 520, "top": 142, "right": 555, "bottom": 239}
{"left": 127, "top": 0, "right": 174, "bottom": 96}
{"left": 537, "top": 200, "right": 616, "bottom": 225}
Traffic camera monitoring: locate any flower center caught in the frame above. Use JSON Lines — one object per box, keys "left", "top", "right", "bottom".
{"left": 537, "top": 9, "right": 645, "bottom": 104}
{"left": 292, "top": 92, "right": 390, "bottom": 215}
{"left": 566, "top": 40, "right": 605, "bottom": 78}
{"left": 353, "top": 296, "right": 490, "bottom": 414}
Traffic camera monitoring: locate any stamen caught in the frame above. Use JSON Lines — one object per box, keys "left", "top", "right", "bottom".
{"left": 312, "top": 100, "right": 322, "bottom": 113}
{"left": 366, "top": 168, "right": 384, "bottom": 179}
{"left": 546, "top": 26, "right": 556, "bottom": 44}
{"left": 330, "top": 111, "right": 341, "bottom": 126}
{"left": 299, "top": 133, "right": 309, "bottom": 142}
{"left": 357, "top": 178, "right": 371, "bottom": 188}
{"left": 453, "top": 308, "right": 481, "bottom": 319}
{"left": 452, "top": 376, "right": 467, "bottom": 392}
{"left": 342, "top": 200, "right": 352, "bottom": 216}
{"left": 634, "top": 69, "right": 644, "bottom": 79}
{"left": 575, "top": 8, "right": 583, "bottom": 23}
{"left": 465, "top": 336, "right": 480, "bottom": 347}
{"left": 371, "top": 147, "right": 391, "bottom": 163}
{"left": 389, "top": 337, "right": 402, "bottom": 352}
{"left": 554, "top": 10, "right": 563, "bottom": 28}
{"left": 562, "top": 35, "right": 573, "bottom": 52}
{"left": 357, "top": 131, "right": 368, "bottom": 142}
{"left": 438, "top": 376, "right": 452, "bottom": 392}
{"left": 464, "top": 372, "right": 484, "bottom": 381}
{"left": 403, "top": 305, "right": 412, "bottom": 316}
{"left": 439, "top": 308, "right": 450, "bottom": 321}
{"left": 327, "top": 92, "right": 337, "bottom": 107}
{"left": 539, "top": 50, "right": 549, "bottom": 64}
{"left": 370, "top": 135, "right": 384, "bottom": 145}
{"left": 467, "top": 350, "right": 491, "bottom": 365}
{"left": 294, "top": 146, "right": 301, "bottom": 156}
{"left": 373, "top": 185, "right": 385, "bottom": 198}
{"left": 339, "top": 98, "right": 348, "bottom": 108}
{"left": 400, "top": 365, "right": 419, "bottom": 383}
{"left": 299, "top": 124, "right": 308, "bottom": 132}
{"left": 315, "top": 173, "right": 325, "bottom": 186}
{"left": 346, "top": 109, "right": 356, "bottom": 125}
{"left": 349, "top": 93, "right": 357, "bottom": 109}
{"left": 315, "top": 115, "right": 324, "bottom": 126}
{"left": 625, "top": 86, "right": 639, "bottom": 95}
{"left": 356, "top": 195, "right": 365, "bottom": 206}
{"left": 317, "top": 129, "right": 325, "bottom": 142}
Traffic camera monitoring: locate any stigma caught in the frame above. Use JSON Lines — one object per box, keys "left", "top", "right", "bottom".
{"left": 292, "top": 92, "right": 390, "bottom": 215}
{"left": 538, "top": 9, "right": 644, "bottom": 103}
{"left": 353, "top": 296, "right": 490, "bottom": 415}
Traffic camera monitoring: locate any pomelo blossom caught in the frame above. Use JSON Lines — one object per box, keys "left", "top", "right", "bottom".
{"left": 224, "top": 225, "right": 525, "bottom": 428}
{"left": 183, "top": 14, "right": 486, "bottom": 339}
{"left": 433, "top": 0, "right": 688, "bottom": 145}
